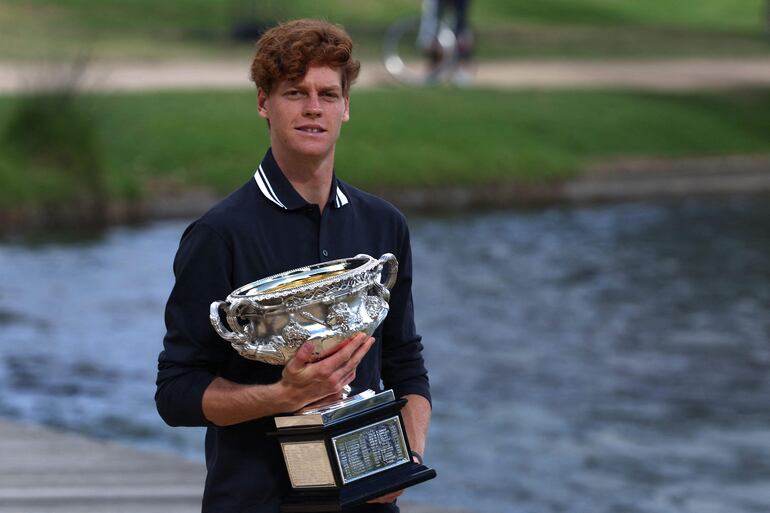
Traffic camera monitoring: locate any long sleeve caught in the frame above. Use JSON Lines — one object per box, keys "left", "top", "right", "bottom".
{"left": 155, "top": 221, "right": 234, "bottom": 427}
{"left": 380, "top": 222, "right": 431, "bottom": 406}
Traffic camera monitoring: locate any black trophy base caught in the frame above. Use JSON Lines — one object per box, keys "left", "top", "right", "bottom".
{"left": 280, "top": 462, "right": 436, "bottom": 513}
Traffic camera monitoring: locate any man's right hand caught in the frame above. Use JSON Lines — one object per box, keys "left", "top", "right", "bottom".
{"left": 202, "top": 332, "right": 374, "bottom": 426}
{"left": 278, "top": 332, "right": 374, "bottom": 412}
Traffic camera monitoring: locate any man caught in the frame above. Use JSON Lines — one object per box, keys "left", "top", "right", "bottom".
{"left": 419, "top": 0, "right": 474, "bottom": 84}
{"left": 155, "top": 19, "right": 431, "bottom": 513}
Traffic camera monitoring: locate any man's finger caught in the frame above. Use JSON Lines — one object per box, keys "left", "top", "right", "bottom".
{"left": 328, "top": 366, "right": 357, "bottom": 393}
{"left": 348, "top": 336, "right": 374, "bottom": 367}
{"left": 339, "top": 336, "right": 375, "bottom": 375}
{"left": 302, "top": 392, "right": 344, "bottom": 410}
{"left": 341, "top": 368, "right": 356, "bottom": 388}
{"left": 327, "top": 335, "right": 374, "bottom": 381}
{"left": 316, "top": 332, "right": 360, "bottom": 360}
{"left": 367, "top": 490, "right": 403, "bottom": 503}
{"left": 285, "top": 341, "right": 315, "bottom": 372}
{"left": 316, "top": 333, "right": 368, "bottom": 371}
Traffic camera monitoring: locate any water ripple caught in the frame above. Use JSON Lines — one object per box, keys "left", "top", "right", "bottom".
{"left": 0, "top": 197, "right": 768, "bottom": 513}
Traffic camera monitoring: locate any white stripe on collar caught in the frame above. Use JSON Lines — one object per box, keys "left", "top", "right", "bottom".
{"left": 335, "top": 187, "right": 349, "bottom": 208}
{"left": 254, "top": 165, "right": 287, "bottom": 210}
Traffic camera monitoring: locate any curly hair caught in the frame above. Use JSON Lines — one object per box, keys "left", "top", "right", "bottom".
{"left": 250, "top": 19, "right": 361, "bottom": 96}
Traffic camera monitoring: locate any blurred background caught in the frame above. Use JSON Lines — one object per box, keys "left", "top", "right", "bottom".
{"left": 1, "top": 1, "right": 769, "bottom": 513}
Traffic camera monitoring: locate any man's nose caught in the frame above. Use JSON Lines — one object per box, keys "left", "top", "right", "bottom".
{"left": 304, "top": 93, "right": 322, "bottom": 117}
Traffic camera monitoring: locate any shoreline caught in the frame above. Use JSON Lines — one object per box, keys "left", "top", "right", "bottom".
{"left": 0, "top": 155, "right": 770, "bottom": 234}
{"left": 2, "top": 154, "right": 769, "bottom": 233}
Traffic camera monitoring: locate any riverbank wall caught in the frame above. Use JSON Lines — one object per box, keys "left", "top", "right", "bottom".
{"left": 2, "top": 154, "right": 768, "bottom": 233}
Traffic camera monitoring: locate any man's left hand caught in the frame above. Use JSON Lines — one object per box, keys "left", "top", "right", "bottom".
{"left": 366, "top": 452, "right": 422, "bottom": 504}
{"left": 367, "top": 489, "right": 404, "bottom": 504}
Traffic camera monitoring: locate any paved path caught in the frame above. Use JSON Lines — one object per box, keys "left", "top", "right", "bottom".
{"left": 1, "top": 57, "right": 770, "bottom": 93}
{"left": 0, "top": 420, "right": 204, "bottom": 513}
{"left": 0, "top": 419, "right": 462, "bottom": 513}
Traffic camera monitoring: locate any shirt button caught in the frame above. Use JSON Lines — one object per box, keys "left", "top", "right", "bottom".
{"left": 322, "top": 249, "right": 329, "bottom": 257}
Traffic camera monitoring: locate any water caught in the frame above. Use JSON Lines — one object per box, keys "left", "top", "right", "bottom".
{"left": 1, "top": 196, "right": 769, "bottom": 513}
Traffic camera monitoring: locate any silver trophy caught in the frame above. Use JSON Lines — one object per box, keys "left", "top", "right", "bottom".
{"left": 208, "top": 252, "right": 435, "bottom": 511}
{"left": 209, "top": 253, "right": 397, "bottom": 365}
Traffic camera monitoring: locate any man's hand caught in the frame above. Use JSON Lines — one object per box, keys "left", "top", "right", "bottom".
{"left": 202, "top": 332, "right": 374, "bottom": 426}
{"left": 367, "top": 453, "right": 422, "bottom": 504}
{"left": 367, "top": 393, "right": 431, "bottom": 504}
{"left": 367, "top": 489, "right": 404, "bottom": 504}
{"left": 279, "top": 332, "right": 374, "bottom": 412}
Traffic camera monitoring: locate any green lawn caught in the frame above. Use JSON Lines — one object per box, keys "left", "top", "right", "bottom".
{"left": 3, "top": 0, "right": 764, "bottom": 31}
{"left": 1, "top": 87, "right": 769, "bottom": 207}
{"left": 475, "top": 0, "right": 766, "bottom": 30}
{"left": 1, "top": 0, "right": 768, "bottom": 59}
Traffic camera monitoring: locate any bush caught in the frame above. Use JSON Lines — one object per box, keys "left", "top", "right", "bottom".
{"left": 1, "top": 67, "right": 106, "bottom": 226}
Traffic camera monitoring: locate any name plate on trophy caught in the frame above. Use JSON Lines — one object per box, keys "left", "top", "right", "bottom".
{"left": 333, "top": 415, "right": 409, "bottom": 483}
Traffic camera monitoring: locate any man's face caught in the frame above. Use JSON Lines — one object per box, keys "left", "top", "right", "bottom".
{"left": 258, "top": 65, "right": 350, "bottom": 161}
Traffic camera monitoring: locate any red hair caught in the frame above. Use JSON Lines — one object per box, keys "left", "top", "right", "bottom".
{"left": 250, "top": 19, "right": 361, "bottom": 96}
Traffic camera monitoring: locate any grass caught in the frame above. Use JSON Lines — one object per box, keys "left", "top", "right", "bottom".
{"left": 1, "top": 87, "right": 769, "bottom": 207}
{"left": 0, "top": 1, "right": 768, "bottom": 60}
{"left": 2, "top": 0, "right": 764, "bottom": 32}
{"left": 474, "top": 0, "right": 766, "bottom": 30}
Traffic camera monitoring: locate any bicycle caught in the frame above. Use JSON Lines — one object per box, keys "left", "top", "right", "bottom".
{"left": 383, "top": 0, "right": 474, "bottom": 86}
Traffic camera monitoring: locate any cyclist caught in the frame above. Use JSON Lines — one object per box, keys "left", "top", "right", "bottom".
{"left": 417, "top": 0, "right": 474, "bottom": 84}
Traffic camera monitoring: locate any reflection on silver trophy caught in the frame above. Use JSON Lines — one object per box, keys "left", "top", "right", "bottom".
{"left": 209, "top": 253, "right": 398, "bottom": 365}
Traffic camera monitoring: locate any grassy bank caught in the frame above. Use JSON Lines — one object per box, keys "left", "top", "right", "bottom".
{"left": 3, "top": 0, "right": 763, "bottom": 33}
{"left": 1, "top": 87, "right": 770, "bottom": 209}
{"left": 1, "top": 0, "right": 768, "bottom": 60}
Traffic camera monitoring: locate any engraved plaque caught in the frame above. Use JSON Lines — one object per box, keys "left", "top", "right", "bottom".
{"left": 332, "top": 416, "right": 409, "bottom": 484}
{"left": 281, "top": 441, "right": 336, "bottom": 488}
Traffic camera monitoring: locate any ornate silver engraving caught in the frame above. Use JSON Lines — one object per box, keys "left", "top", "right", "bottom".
{"left": 364, "top": 296, "right": 386, "bottom": 321}
{"left": 326, "top": 303, "right": 360, "bottom": 332}
{"left": 209, "top": 254, "right": 399, "bottom": 365}
{"left": 282, "top": 321, "right": 311, "bottom": 349}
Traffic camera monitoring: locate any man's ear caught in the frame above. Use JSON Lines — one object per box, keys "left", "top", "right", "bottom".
{"left": 342, "top": 95, "right": 350, "bottom": 123}
{"left": 257, "top": 89, "right": 269, "bottom": 120}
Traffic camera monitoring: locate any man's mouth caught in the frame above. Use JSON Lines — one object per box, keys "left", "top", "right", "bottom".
{"left": 296, "top": 126, "right": 326, "bottom": 133}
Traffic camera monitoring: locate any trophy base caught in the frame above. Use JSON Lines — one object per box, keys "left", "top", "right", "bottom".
{"left": 280, "top": 462, "right": 436, "bottom": 512}
{"left": 271, "top": 391, "right": 437, "bottom": 513}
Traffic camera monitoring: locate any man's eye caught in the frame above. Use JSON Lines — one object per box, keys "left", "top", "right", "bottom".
{"left": 286, "top": 90, "right": 303, "bottom": 97}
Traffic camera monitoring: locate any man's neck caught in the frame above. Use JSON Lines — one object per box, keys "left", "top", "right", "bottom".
{"left": 271, "top": 146, "right": 334, "bottom": 213}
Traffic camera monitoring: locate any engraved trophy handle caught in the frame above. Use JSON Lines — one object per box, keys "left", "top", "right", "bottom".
{"left": 225, "top": 298, "right": 254, "bottom": 339}
{"left": 369, "top": 253, "right": 398, "bottom": 302}
{"left": 209, "top": 300, "right": 241, "bottom": 342}
{"left": 379, "top": 253, "right": 398, "bottom": 290}
{"left": 211, "top": 299, "right": 274, "bottom": 359}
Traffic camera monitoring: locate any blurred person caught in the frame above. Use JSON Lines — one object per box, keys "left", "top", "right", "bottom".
{"left": 418, "top": 0, "right": 474, "bottom": 84}
{"left": 155, "top": 19, "right": 431, "bottom": 513}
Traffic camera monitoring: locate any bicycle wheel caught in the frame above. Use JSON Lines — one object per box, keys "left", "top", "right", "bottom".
{"left": 383, "top": 15, "right": 457, "bottom": 85}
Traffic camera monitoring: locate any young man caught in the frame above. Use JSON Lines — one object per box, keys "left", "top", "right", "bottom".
{"left": 155, "top": 19, "right": 431, "bottom": 513}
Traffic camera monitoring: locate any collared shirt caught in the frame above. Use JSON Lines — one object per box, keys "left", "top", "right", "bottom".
{"left": 156, "top": 148, "right": 429, "bottom": 513}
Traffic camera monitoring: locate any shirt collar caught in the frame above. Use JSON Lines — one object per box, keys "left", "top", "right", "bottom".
{"left": 253, "top": 148, "right": 349, "bottom": 211}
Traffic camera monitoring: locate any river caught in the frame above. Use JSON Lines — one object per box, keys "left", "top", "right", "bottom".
{"left": 1, "top": 196, "right": 769, "bottom": 513}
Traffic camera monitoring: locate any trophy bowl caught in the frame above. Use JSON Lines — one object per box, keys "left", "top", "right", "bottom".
{"left": 209, "top": 253, "right": 398, "bottom": 365}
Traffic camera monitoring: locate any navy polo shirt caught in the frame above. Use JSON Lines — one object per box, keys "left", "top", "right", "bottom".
{"left": 156, "top": 148, "right": 430, "bottom": 513}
